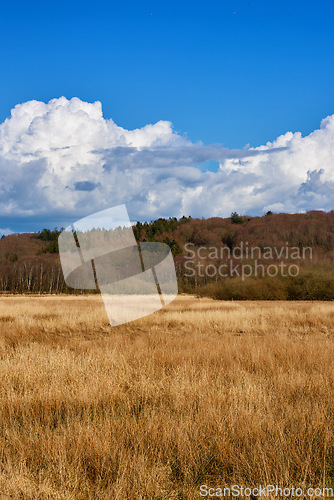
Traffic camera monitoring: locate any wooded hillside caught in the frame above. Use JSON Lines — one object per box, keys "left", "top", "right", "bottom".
{"left": 1, "top": 210, "right": 334, "bottom": 299}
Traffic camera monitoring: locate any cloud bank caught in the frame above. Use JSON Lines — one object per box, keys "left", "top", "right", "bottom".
{"left": 0, "top": 96, "right": 333, "bottom": 226}
{"left": 0, "top": 228, "right": 14, "bottom": 237}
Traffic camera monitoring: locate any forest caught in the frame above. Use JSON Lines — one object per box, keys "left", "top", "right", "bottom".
{"left": 1, "top": 210, "right": 334, "bottom": 299}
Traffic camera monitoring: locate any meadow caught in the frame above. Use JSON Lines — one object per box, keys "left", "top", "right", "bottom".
{"left": 0, "top": 295, "right": 333, "bottom": 499}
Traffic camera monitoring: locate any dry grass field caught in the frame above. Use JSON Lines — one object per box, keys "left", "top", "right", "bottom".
{"left": 0, "top": 295, "right": 333, "bottom": 499}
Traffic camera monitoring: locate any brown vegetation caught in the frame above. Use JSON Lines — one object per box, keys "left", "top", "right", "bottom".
{"left": 0, "top": 295, "right": 333, "bottom": 498}
{"left": 1, "top": 211, "right": 334, "bottom": 298}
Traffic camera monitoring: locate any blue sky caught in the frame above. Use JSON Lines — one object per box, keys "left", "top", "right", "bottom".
{"left": 0, "top": 0, "right": 334, "bottom": 233}
{"left": 1, "top": 0, "right": 334, "bottom": 147}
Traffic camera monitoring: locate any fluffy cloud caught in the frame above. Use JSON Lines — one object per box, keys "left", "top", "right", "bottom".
{"left": 0, "top": 228, "right": 14, "bottom": 237}
{"left": 0, "top": 96, "right": 333, "bottom": 225}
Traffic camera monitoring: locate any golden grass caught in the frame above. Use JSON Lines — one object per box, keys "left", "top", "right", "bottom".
{"left": 0, "top": 295, "right": 333, "bottom": 499}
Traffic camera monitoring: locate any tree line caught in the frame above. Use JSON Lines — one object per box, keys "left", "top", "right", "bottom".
{"left": 1, "top": 211, "right": 334, "bottom": 298}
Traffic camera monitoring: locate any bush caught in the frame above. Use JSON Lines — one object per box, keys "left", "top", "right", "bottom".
{"left": 286, "top": 270, "right": 334, "bottom": 300}
{"left": 197, "top": 276, "right": 287, "bottom": 300}
{"left": 195, "top": 270, "right": 334, "bottom": 301}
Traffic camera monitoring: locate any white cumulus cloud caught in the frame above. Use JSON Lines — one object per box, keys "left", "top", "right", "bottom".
{"left": 0, "top": 96, "right": 333, "bottom": 225}
{"left": 0, "top": 228, "right": 14, "bottom": 237}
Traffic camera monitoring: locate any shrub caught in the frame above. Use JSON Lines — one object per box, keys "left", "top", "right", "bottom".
{"left": 197, "top": 276, "right": 287, "bottom": 300}
{"left": 285, "top": 270, "right": 334, "bottom": 300}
